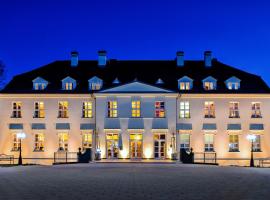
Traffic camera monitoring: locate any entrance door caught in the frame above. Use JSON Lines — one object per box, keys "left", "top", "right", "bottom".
{"left": 154, "top": 133, "right": 166, "bottom": 159}
{"left": 106, "top": 133, "right": 119, "bottom": 159}
{"left": 130, "top": 133, "right": 143, "bottom": 159}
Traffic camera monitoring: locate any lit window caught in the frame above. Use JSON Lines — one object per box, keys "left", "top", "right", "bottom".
{"left": 204, "top": 101, "right": 215, "bottom": 118}
{"left": 34, "top": 83, "right": 46, "bottom": 90}
{"left": 34, "top": 102, "right": 45, "bottom": 118}
{"left": 90, "top": 83, "right": 102, "bottom": 90}
{"left": 82, "top": 102, "right": 93, "bottom": 118}
{"left": 229, "top": 102, "right": 240, "bottom": 118}
{"left": 179, "top": 101, "right": 190, "bottom": 118}
{"left": 132, "top": 101, "right": 140, "bottom": 117}
{"left": 34, "top": 133, "right": 44, "bottom": 151}
{"left": 229, "top": 135, "right": 239, "bottom": 152}
{"left": 227, "top": 82, "right": 239, "bottom": 90}
{"left": 204, "top": 82, "right": 214, "bottom": 90}
{"left": 108, "top": 101, "right": 118, "bottom": 118}
{"left": 12, "top": 102, "right": 22, "bottom": 118}
{"left": 251, "top": 102, "right": 262, "bottom": 118}
{"left": 58, "top": 133, "right": 69, "bottom": 151}
{"left": 225, "top": 76, "right": 241, "bottom": 90}
{"left": 58, "top": 101, "right": 68, "bottom": 118}
{"left": 88, "top": 76, "right": 103, "bottom": 90}
{"left": 155, "top": 101, "right": 165, "bottom": 118}
{"left": 179, "top": 82, "right": 190, "bottom": 90}
{"left": 12, "top": 134, "right": 20, "bottom": 151}
{"left": 65, "top": 82, "right": 74, "bottom": 90}
{"left": 82, "top": 133, "right": 92, "bottom": 150}
{"left": 106, "top": 133, "right": 119, "bottom": 158}
{"left": 32, "top": 77, "right": 48, "bottom": 90}
{"left": 203, "top": 76, "right": 217, "bottom": 90}
{"left": 180, "top": 134, "right": 190, "bottom": 150}
{"left": 253, "top": 135, "right": 261, "bottom": 152}
{"left": 204, "top": 134, "right": 214, "bottom": 152}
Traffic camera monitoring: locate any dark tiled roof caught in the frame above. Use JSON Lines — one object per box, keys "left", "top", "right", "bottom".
{"left": 1, "top": 59, "right": 269, "bottom": 94}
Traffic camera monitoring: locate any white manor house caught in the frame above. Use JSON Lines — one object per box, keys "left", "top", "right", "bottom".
{"left": 0, "top": 50, "right": 270, "bottom": 165}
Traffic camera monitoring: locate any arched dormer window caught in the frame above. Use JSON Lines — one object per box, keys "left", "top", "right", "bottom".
{"left": 202, "top": 76, "right": 217, "bottom": 90}
{"left": 32, "top": 77, "right": 48, "bottom": 90}
{"left": 62, "top": 76, "right": 76, "bottom": 90}
{"left": 178, "top": 76, "right": 193, "bottom": 90}
{"left": 88, "top": 76, "right": 103, "bottom": 90}
{"left": 225, "top": 76, "right": 241, "bottom": 90}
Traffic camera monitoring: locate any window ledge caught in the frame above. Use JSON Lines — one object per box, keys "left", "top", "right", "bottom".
{"left": 229, "top": 150, "right": 240, "bottom": 152}
{"left": 33, "top": 150, "right": 44, "bottom": 152}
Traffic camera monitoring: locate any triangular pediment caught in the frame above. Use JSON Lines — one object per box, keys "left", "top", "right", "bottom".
{"left": 99, "top": 81, "right": 173, "bottom": 93}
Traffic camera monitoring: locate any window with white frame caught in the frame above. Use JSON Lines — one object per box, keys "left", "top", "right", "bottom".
{"left": 252, "top": 135, "right": 261, "bottom": 152}
{"left": 33, "top": 83, "right": 46, "bottom": 90}
{"left": 179, "top": 101, "right": 190, "bottom": 118}
{"left": 229, "top": 102, "right": 240, "bottom": 118}
{"left": 65, "top": 82, "right": 74, "bottom": 90}
{"left": 204, "top": 82, "right": 215, "bottom": 90}
{"left": 180, "top": 134, "right": 190, "bottom": 150}
{"left": 229, "top": 135, "right": 239, "bottom": 152}
{"left": 227, "top": 82, "right": 240, "bottom": 90}
{"left": 34, "top": 133, "right": 45, "bottom": 151}
{"left": 12, "top": 134, "right": 20, "bottom": 151}
{"left": 82, "top": 102, "right": 93, "bottom": 118}
{"left": 251, "top": 102, "right": 262, "bottom": 118}
{"left": 58, "top": 132, "right": 69, "bottom": 151}
{"left": 32, "top": 77, "right": 48, "bottom": 90}
{"left": 62, "top": 76, "right": 76, "bottom": 90}
{"left": 82, "top": 132, "right": 92, "bottom": 150}
{"left": 204, "top": 134, "right": 214, "bottom": 152}
{"left": 12, "top": 102, "right": 22, "bottom": 118}
{"left": 131, "top": 101, "right": 141, "bottom": 117}
{"left": 155, "top": 101, "right": 165, "bottom": 118}
{"left": 179, "top": 82, "right": 190, "bottom": 90}
{"left": 34, "top": 101, "right": 45, "bottom": 118}
{"left": 178, "top": 76, "right": 193, "bottom": 90}
{"left": 88, "top": 76, "right": 103, "bottom": 90}
{"left": 108, "top": 101, "right": 118, "bottom": 118}
{"left": 58, "top": 101, "right": 68, "bottom": 118}
{"left": 204, "top": 101, "right": 215, "bottom": 118}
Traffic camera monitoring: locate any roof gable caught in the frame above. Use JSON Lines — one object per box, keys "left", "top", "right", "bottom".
{"left": 62, "top": 76, "right": 76, "bottom": 83}
{"left": 202, "top": 76, "right": 217, "bottom": 82}
{"left": 32, "top": 77, "right": 48, "bottom": 84}
{"left": 178, "top": 76, "right": 193, "bottom": 82}
{"left": 88, "top": 76, "right": 102, "bottom": 83}
{"left": 99, "top": 81, "right": 174, "bottom": 93}
{"left": 225, "top": 76, "right": 241, "bottom": 83}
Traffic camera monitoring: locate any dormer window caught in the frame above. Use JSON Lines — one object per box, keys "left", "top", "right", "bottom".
{"left": 32, "top": 77, "right": 48, "bottom": 90}
{"left": 225, "top": 76, "right": 241, "bottom": 90}
{"left": 62, "top": 76, "right": 76, "bottom": 90}
{"left": 178, "top": 76, "right": 193, "bottom": 90}
{"left": 156, "top": 78, "right": 164, "bottom": 85}
{"left": 88, "top": 76, "right": 103, "bottom": 91}
{"left": 202, "top": 76, "right": 217, "bottom": 90}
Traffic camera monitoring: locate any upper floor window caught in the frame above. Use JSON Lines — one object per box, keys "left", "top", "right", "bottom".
{"left": 202, "top": 76, "right": 217, "bottom": 90}
{"left": 229, "top": 102, "right": 240, "bottom": 118}
{"left": 132, "top": 101, "right": 141, "bottom": 117}
{"left": 62, "top": 76, "right": 76, "bottom": 90}
{"left": 225, "top": 76, "right": 241, "bottom": 90}
{"left": 229, "top": 135, "right": 239, "bottom": 152}
{"left": 34, "top": 101, "right": 45, "bottom": 118}
{"left": 178, "top": 76, "right": 193, "bottom": 90}
{"left": 34, "top": 133, "right": 45, "bottom": 151}
{"left": 179, "top": 101, "right": 190, "bottom": 119}
{"left": 204, "top": 101, "right": 215, "bottom": 118}
{"left": 82, "top": 102, "right": 93, "bottom": 118}
{"left": 32, "top": 77, "right": 48, "bottom": 90}
{"left": 251, "top": 102, "right": 262, "bottom": 118}
{"left": 12, "top": 102, "right": 22, "bottom": 118}
{"left": 58, "top": 101, "right": 68, "bottom": 118}
{"left": 155, "top": 101, "right": 165, "bottom": 118}
{"left": 88, "top": 76, "right": 103, "bottom": 90}
{"left": 108, "top": 101, "right": 118, "bottom": 118}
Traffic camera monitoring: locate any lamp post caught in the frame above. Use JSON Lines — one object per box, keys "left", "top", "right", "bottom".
{"left": 17, "top": 132, "right": 26, "bottom": 165}
{"left": 247, "top": 134, "right": 256, "bottom": 167}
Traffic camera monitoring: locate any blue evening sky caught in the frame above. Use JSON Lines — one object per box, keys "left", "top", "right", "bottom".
{"left": 0, "top": 0, "right": 270, "bottom": 85}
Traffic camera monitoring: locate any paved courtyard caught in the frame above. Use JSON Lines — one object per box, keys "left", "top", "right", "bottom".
{"left": 0, "top": 163, "right": 270, "bottom": 200}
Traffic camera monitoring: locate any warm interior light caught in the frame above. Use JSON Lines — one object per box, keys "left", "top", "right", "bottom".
{"left": 247, "top": 134, "right": 256, "bottom": 141}
{"left": 120, "top": 149, "right": 128, "bottom": 159}
{"left": 144, "top": 148, "right": 152, "bottom": 159}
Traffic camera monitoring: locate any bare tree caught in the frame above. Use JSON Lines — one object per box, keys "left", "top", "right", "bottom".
{"left": 0, "top": 60, "right": 6, "bottom": 90}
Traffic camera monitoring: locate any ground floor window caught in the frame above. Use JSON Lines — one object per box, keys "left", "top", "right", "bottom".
{"left": 180, "top": 134, "right": 190, "bottom": 150}
{"left": 252, "top": 135, "right": 261, "bottom": 152}
{"left": 204, "top": 134, "right": 214, "bottom": 152}
{"left": 82, "top": 132, "right": 92, "bottom": 150}
{"left": 130, "top": 133, "right": 143, "bottom": 158}
{"left": 34, "top": 133, "right": 45, "bottom": 151}
{"left": 154, "top": 133, "right": 166, "bottom": 159}
{"left": 12, "top": 134, "right": 20, "bottom": 151}
{"left": 58, "top": 132, "right": 69, "bottom": 151}
{"left": 106, "top": 133, "right": 119, "bottom": 158}
{"left": 229, "top": 135, "right": 239, "bottom": 152}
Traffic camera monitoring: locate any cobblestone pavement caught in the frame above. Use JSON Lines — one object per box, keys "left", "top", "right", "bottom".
{"left": 0, "top": 163, "right": 270, "bottom": 200}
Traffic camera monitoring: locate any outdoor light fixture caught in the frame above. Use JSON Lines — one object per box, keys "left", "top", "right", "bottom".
{"left": 16, "top": 132, "right": 26, "bottom": 165}
{"left": 247, "top": 134, "right": 256, "bottom": 167}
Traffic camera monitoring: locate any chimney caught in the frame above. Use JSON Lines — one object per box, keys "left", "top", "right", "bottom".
{"left": 176, "top": 51, "right": 184, "bottom": 67}
{"left": 204, "top": 51, "right": 212, "bottom": 67}
{"left": 98, "top": 50, "right": 107, "bottom": 67}
{"left": 70, "top": 51, "right": 79, "bottom": 67}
